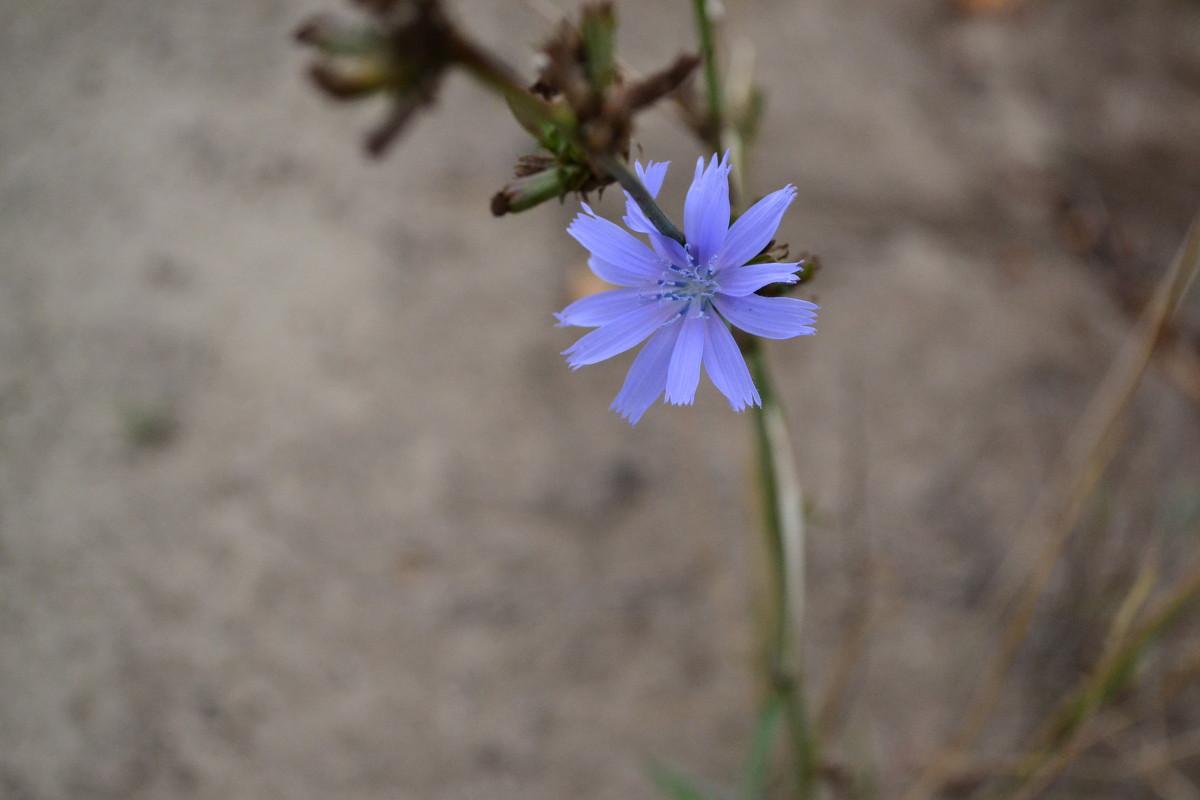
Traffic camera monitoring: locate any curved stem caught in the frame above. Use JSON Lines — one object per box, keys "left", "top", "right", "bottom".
{"left": 747, "top": 340, "right": 817, "bottom": 799}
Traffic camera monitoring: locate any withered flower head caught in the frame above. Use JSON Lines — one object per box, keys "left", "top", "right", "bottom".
{"left": 492, "top": 3, "right": 699, "bottom": 216}
{"left": 295, "top": 0, "right": 455, "bottom": 156}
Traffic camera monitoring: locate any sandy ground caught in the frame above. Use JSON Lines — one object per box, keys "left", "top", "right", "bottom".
{"left": 2, "top": 0, "right": 1200, "bottom": 798}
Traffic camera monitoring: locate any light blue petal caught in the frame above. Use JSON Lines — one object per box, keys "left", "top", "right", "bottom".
{"left": 620, "top": 213, "right": 690, "bottom": 266}
{"left": 637, "top": 160, "right": 669, "bottom": 196}
{"left": 611, "top": 323, "right": 681, "bottom": 424}
{"left": 568, "top": 208, "right": 661, "bottom": 285}
{"left": 664, "top": 314, "right": 706, "bottom": 405}
{"left": 622, "top": 160, "right": 670, "bottom": 234}
{"left": 715, "top": 185, "right": 797, "bottom": 270}
{"left": 683, "top": 152, "right": 731, "bottom": 265}
{"left": 646, "top": 230, "right": 691, "bottom": 267}
{"left": 702, "top": 316, "right": 760, "bottom": 411}
{"left": 621, "top": 209, "right": 653, "bottom": 234}
{"left": 587, "top": 256, "right": 656, "bottom": 288}
{"left": 555, "top": 288, "right": 648, "bottom": 328}
{"left": 715, "top": 262, "right": 802, "bottom": 297}
{"left": 618, "top": 161, "right": 690, "bottom": 267}
{"left": 564, "top": 301, "right": 682, "bottom": 368}
{"left": 713, "top": 293, "right": 818, "bottom": 339}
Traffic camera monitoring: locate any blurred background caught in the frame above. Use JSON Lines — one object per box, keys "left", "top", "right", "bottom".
{"left": 2, "top": 0, "right": 1200, "bottom": 798}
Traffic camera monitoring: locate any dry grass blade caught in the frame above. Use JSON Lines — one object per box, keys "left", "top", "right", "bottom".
{"left": 939, "top": 649, "right": 1200, "bottom": 797}
{"left": 1161, "top": 336, "right": 1200, "bottom": 406}
{"left": 1007, "top": 551, "right": 1200, "bottom": 800}
{"left": 901, "top": 207, "right": 1200, "bottom": 800}
{"left": 1022, "top": 549, "right": 1158, "bottom": 752}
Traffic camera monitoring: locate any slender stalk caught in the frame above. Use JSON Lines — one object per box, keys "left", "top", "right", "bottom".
{"left": 691, "top": 0, "right": 746, "bottom": 207}
{"left": 747, "top": 340, "right": 817, "bottom": 799}
{"left": 593, "top": 154, "right": 686, "bottom": 244}
{"left": 691, "top": 0, "right": 724, "bottom": 145}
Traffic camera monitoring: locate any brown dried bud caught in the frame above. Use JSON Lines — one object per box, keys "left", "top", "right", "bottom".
{"left": 295, "top": 0, "right": 454, "bottom": 157}
{"left": 306, "top": 59, "right": 390, "bottom": 99}
{"left": 490, "top": 2, "right": 697, "bottom": 214}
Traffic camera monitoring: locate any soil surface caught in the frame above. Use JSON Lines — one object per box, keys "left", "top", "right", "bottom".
{"left": 3, "top": 1, "right": 1200, "bottom": 798}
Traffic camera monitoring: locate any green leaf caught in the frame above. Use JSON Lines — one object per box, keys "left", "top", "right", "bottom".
{"left": 504, "top": 89, "right": 554, "bottom": 141}
{"left": 741, "top": 695, "right": 783, "bottom": 799}
{"left": 645, "top": 760, "right": 727, "bottom": 800}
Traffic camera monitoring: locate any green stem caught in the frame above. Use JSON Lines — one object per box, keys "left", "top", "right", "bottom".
{"left": 691, "top": 0, "right": 724, "bottom": 152}
{"left": 747, "top": 340, "right": 817, "bottom": 799}
{"left": 593, "top": 154, "right": 686, "bottom": 245}
{"left": 691, "top": 0, "right": 746, "bottom": 225}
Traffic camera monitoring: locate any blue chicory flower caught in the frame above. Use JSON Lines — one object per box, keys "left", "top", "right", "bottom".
{"left": 557, "top": 152, "right": 818, "bottom": 424}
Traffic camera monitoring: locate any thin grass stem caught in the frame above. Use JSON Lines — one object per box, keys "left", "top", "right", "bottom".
{"left": 748, "top": 341, "right": 818, "bottom": 800}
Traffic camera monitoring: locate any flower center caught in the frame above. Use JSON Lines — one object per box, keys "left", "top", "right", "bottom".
{"left": 644, "top": 247, "right": 718, "bottom": 319}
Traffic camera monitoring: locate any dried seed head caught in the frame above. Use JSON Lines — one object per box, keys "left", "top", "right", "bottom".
{"left": 493, "top": 2, "right": 698, "bottom": 215}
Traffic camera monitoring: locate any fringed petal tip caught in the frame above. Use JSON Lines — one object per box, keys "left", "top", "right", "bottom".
{"left": 724, "top": 400, "right": 759, "bottom": 414}
{"left": 684, "top": 152, "right": 734, "bottom": 264}
{"left": 633, "top": 160, "right": 671, "bottom": 196}
{"left": 714, "top": 262, "right": 804, "bottom": 297}
{"left": 610, "top": 402, "right": 647, "bottom": 425}
{"left": 608, "top": 323, "right": 680, "bottom": 425}
{"left": 715, "top": 184, "right": 798, "bottom": 270}
{"left": 694, "top": 150, "right": 732, "bottom": 175}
